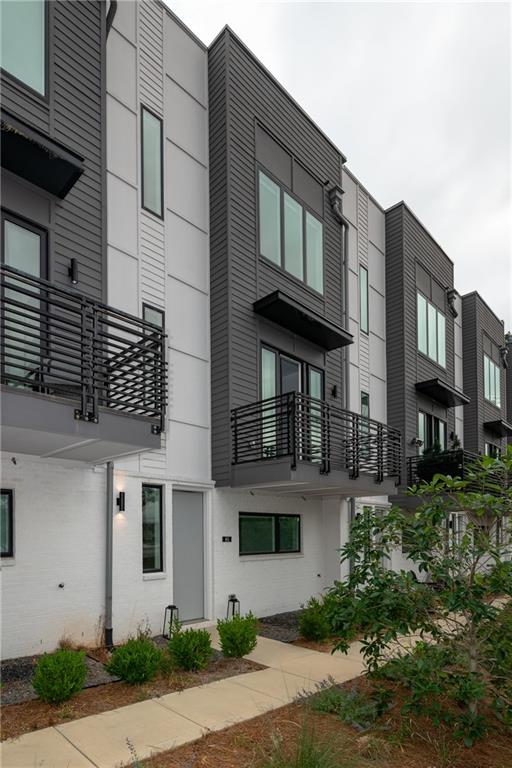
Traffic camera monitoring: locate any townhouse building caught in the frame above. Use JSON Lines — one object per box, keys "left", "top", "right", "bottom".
{"left": 208, "top": 27, "right": 400, "bottom": 618}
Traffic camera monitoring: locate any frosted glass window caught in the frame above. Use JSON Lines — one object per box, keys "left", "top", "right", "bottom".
{"left": 484, "top": 354, "right": 500, "bottom": 407}
{"left": 284, "top": 194, "right": 303, "bottom": 280}
{"left": 259, "top": 172, "right": 281, "bottom": 265}
{"left": 1, "top": 0, "right": 45, "bottom": 95}
{"left": 418, "top": 412, "right": 426, "bottom": 455}
{"left": 306, "top": 212, "right": 323, "bottom": 293}
{"left": 359, "top": 265, "right": 369, "bottom": 334}
{"left": 428, "top": 303, "right": 437, "bottom": 361}
{"left": 142, "top": 108, "right": 163, "bottom": 217}
{"left": 417, "top": 293, "right": 427, "bottom": 354}
{"left": 437, "top": 313, "right": 446, "bottom": 367}
{"left": 261, "top": 348, "right": 276, "bottom": 399}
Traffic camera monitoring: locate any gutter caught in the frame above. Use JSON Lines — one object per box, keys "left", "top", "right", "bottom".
{"left": 329, "top": 185, "right": 351, "bottom": 411}
{"left": 105, "top": 461, "right": 114, "bottom": 648}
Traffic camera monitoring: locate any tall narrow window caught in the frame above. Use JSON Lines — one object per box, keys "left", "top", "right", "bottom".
{"left": 259, "top": 172, "right": 281, "bottom": 266}
{"left": 417, "top": 412, "right": 426, "bottom": 455}
{"left": 428, "top": 303, "right": 437, "bottom": 361}
{"left": 141, "top": 107, "right": 163, "bottom": 218}
{"left": 484, "top": 354, "right": 501, "bottom": 407}
{"left": 306, "top": 212, "right": 323, "bottom": 293}
{"left": 142, "top": 485, "right": 163, "bottom": 573}
{"left": 284, "top": 193, "right": 303, "bottom": 280}
{"left": 359, "top": 265, "right": 368, "bottom": 334}
{"left": 1, "top": 490, "right": 14, "bottom": 558}
{"left": 360, "top": 392, "right": 370, "bottom": 457}
{"left": 437, "top": 313, "right": 446, "bottom": 367}
{"left": 417, "top": 291, "right": 445, "bottom": 366}
{"left": 417, "top": 293, "right": 427, "bottom": 354}
{"left": 1, "top": 0, "right": 46, "bottom": 95}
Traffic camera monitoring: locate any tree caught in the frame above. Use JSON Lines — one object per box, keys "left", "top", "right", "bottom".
{"left": 327, "top": 446, "right": 512, "bottom": 744}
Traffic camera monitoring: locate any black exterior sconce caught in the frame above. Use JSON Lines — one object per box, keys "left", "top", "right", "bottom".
{"left": 162, "top": 604, "right": 179, "bottom": 638}
{"left": 68, "top": 257, "right": 79, "bottom": 285}
{"left": 226, "top": 593, "right": 240, "bottom": 619}
{"left": 116, "top": 491, "right": 125, "bottom": 512}
{"left": 410, "top": 437, "right": 423, "bottom": 448}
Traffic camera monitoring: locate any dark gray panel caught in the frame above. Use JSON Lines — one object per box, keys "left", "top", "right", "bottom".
{"left": 292, "top": 160, "right": 323, "bottom": 217}
{"left": 255, "top": 124, "right": 292, "bottom": 187}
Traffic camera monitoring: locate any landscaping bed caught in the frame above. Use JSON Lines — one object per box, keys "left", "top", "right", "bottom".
{"left": 1, "top": 650, "right": 262, "bottom": 741}
{"left": 257, "top": 609, "right": 303, "bottom": 642}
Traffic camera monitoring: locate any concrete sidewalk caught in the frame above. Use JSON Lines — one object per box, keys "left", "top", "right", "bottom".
{"left": 1, "top": 633, "right": 365, "bottom": 768}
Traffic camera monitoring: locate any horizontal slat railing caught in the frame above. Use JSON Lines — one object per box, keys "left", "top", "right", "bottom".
{"left": 1, "top": 264, "right": 167, "bottom": 431}
{"left": 231, "top": 392, "right": 402, "bottom": 484}
{"left": 407, "top": 450, "right": 508, "bottom": 493}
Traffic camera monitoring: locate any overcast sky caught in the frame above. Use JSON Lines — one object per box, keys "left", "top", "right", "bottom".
{"left": 168, "top": 1, "right": 511, "bottom": 329}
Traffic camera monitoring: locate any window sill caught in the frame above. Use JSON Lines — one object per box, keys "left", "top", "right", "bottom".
{"left": 240, "top": 552, "right": 304, "bottom": 562}
{"left": 143, "top": 571, "right": 167, "bottom": 581}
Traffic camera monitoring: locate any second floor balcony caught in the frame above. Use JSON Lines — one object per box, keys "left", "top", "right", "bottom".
{"left": 231, "top": 392, "right": 402, "bottom": 496}
{"left": 407, "top": 449, "right": 508, "bottom": 495}
{"left": 1, "top": 265, "right": 167, "bottom": 462}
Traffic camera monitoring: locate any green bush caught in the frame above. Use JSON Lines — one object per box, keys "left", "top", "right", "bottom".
{"left": 217, "top": 613, "right": 258, "bottom": 657}
{"left": 106, "top": 635, "right": 161, "bottom": 684}
{"left": 312, "top": 682, "right": 391, "bottom": 730}
{"left": 168, "top": 623, "right": 213, "bottom": 671}
{"left": 32, "top": 649, "right": 87, "bottom": 704}
{"left": 299, "top": 597, "right": 331, "bottom": 642}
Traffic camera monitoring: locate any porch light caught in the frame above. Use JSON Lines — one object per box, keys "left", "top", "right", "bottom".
{"left": 162, "top": 604, "right": 179, "bottom": 639}
{"left": 68, "top": 257, "right": 79, "bottom": 285}
{"left": 226, "top": 593, "right": 240, "bottom": 619}
{"left": 116, "top": 491, "right": 126, "bottom": 512}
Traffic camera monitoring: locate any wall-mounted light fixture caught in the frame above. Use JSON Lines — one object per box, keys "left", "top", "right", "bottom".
{"left": 331, "top": 385, "right": 337, "bottom": 399}
{"left": 410, "top": 437, "right": 423, "bottom": 447}
{"left": 68, "top": 258, "right": 78, "bottom": 285}
{"left": 116, "top": 491, "right": 126, "bottom": 512}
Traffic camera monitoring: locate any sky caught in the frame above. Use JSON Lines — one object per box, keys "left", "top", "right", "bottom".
{"left": 167, "top": 0, "right": 511, "bottom": 330}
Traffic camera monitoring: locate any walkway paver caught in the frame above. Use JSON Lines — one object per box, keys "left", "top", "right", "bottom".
{"left": 1, "top": 631, "right": 364, "bottom": 768}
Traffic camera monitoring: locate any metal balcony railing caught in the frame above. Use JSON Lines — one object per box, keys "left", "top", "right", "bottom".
{"left": 1, "top": 264, "right": 167, "bottom": 432}
{"left": 231, "top": 392, "right": 402, "bottom": 483}
{"left": 407, "top": 449, "right": 508, "bottom": 493}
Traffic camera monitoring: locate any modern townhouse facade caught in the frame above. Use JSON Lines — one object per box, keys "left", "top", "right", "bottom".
{"left": 461, "top": 292, "right": 511, "bottom": 455}
{"left": 208, "top": 27, "right": 401, "bottom": 618}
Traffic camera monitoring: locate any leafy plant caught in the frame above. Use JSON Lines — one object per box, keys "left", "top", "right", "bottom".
{"left": 312, "top": 683, "right": 391, "bottom": 730}
{"left": 299, "top": 597, "right": 331, "bottom": 642}
{"left": 217, "top": 612, "right": 258, "bottom": 657}
{"left": 328, "top": 447, "right": 512, "bottom": 743}
{"left": 32, "top": 649, "right": 87, "bottom": 704}
{"left": 106, "top": 635, "right": 161, "bottom": 684}
{"left": 168, "top": 622, "right": 213, "bottom": 671}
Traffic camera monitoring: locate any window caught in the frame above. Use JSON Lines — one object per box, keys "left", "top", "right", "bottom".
{"left": 143, "top": 304, "right": 165, "bottom": 329}
{"left": 1, "top": 490, "right": 14, "bottom": 558}
{"left": 141, "top": 107, "right": 163, "bottom": 218}
{"left": 1, "top": 0, "right": 46, "bottom": 95}
{"left": 360, "top": 391, "right": 370, "bottom": 456}
{"left": 417, "top": 292, "right": 445, "bottom": 366}
{"left": 484, "top": 354, "right": 501, "bottom": 407}
{"left": 485, "top": 443, "right": 500, "bottom": 458}
{"left": 359, "top": 266, "right": 368, "bottom": 334}
{"left": 239, "top": 513, "right": 300, "bottom": 555}
{"left": 418, "top": 411, "right": 447, "bottom": 453}
{"left": 142, "top": 485, "right": 163, "bottom": 573}
{"left": 258, "top": 170, "right": 323, "bottom": 293}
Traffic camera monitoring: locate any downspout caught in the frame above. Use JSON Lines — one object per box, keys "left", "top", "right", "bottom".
{"left": 348, "top": 496, "right": 356, "bottom": 576}
{"left": 106, "top": 0, "right": 117, "bottom": 36}
{"left": 105, "top": 461, "right": 114, "bottom": 648}
{"left": 328, "top": 185, "right": 351, "bottom": 411}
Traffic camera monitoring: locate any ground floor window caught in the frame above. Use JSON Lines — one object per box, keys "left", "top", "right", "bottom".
{"left": 418, "top": 411, "right": 447, "bottom": 453}
{"left": 1, "top": 489, "right": 14, "bottom": 558}
{"left": 142, "top": 485, "right": 163, "bottom": 572}
{"left": 239, "top": 512, "right": 300, "bottom": 555}
{"left": 485, "top": 442, "right": 501, "bottom": 458}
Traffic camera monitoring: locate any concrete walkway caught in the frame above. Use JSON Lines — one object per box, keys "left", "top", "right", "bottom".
{"left": 1, "top": 632, "right": 365, "bottom": 768}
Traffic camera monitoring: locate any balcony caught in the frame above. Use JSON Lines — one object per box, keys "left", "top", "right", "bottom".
{"left": 407, "top": 450, "right": 507, "bottom": 495}
{"left": 1, "top": 265, "right": 167, "bottom": 462}
{"left": 231, "top": 392, "right": 402, "bottom": 496}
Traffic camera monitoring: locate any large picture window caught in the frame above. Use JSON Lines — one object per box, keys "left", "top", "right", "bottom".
{"left": 1, "top": 0, "right": 46, "bottom": 95}
{"left": 142, "top": 485, "right": 163, "bottom": 573}
{"left": 239, "top": 513, "right": 300, "bottom": 555}
{"left": 1, "top": 489, "right": 14, "bottom": 558}
{"left": 483, "top": 354, "right": 501, "bottom": 407}
{"left": 141, "top": 107, "right": 163, "bottom": 218}
{"left": 258, "top": 170, "right": 323, "bottom": 293}
{"left": 417, "top": 291, "right": 446, "bottom": 367}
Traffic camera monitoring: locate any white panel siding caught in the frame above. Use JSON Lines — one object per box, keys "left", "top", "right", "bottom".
{"left": 139, "top": 0, "right": 163, "bottom": 114}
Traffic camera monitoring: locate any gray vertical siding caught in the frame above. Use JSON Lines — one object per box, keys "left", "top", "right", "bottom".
{"left": 462, "top": 292, "right": 507, "bottom": 453}
{"left": 1, "top": 0, "right": 105, "bottom": 301}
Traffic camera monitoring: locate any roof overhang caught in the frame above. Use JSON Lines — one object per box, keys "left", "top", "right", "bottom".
{"left": 415, "top": 378, "right": 470, "bottom": 408}
{"left": 253, "top": 290, "right": 353, "bottom": 351}
{"left": 1, "top": 110, "right": 84, "bottom": 198}
{"left": 483, "top": 419, "right": 512, "bottom": 438}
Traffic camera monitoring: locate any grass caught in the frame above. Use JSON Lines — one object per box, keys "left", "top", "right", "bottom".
{"left": 258, "top": 720, "right": 369, "bottom": 768}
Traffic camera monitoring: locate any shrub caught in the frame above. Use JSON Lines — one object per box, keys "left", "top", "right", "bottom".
{"left": 168, "top": 623, "right": 212, "bottom": 671}
{"left": 106, "top": 635, "right": 161, "bottom": 684}
{"left": 299, "top": 597, "right": 330, "bottom": 642}
{"left": 312, "top": 682, "right": 391, "bottom": 731}
{"left": 260, "top": 721, "right": 343, "bottom": 768}
{"left": 217, "top": 613, "right": 258, "bottom": 658}
{"left": 32, "top": 649, "right": 87, "bottom": 704}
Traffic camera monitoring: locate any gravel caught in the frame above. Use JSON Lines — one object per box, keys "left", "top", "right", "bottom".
{"left": 257, "top": 610, "right": 304, "bottom": 643}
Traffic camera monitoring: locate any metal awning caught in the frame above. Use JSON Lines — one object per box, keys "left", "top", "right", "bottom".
{"left": 253, "top": 290, "right": 353, "bottom": 351}
{"left": 415, "top": 378, "right": 470, "bottom": 408}
{"left": 1, "top": 110, "right": 84, "bottom": 198}
{"left": 483, "top": 419, "right": 512, "bottom": 438}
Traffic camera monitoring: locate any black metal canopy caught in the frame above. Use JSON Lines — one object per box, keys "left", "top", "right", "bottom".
{"left": 1, "top": 110, "right": 84, "bottom": 199}
{"left": 415, "top": 378, "right": 470, "bottom": 408}
{"left": 253, "top": 290, "right": 353, "bottom": 351}
{"left": 483, "top": 419, "right": 512, "bottom": 438}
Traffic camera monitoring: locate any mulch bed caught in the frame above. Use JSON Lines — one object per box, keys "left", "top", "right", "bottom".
{"left": 1, "top": 652, "right": 263, "bottom": 742}
{"left": 140, "top": 679, "right": 512, "bottom": 768}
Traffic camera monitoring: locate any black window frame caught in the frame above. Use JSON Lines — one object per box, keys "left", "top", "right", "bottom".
{"left": 259, "top": 343, "right": 325, "bottom": 400}
{"left": 142, "top": 302, "right": 165, "bottom": 330}
{"left": 416, "top": 290, "right": 446, "bottom": 368}
{"left": 239, "top": 512, "right": 301, "bottom": 556}
{"left": 0, "top": 0, "right": 49, "bottom": 102}
{"left": 141, "top": 105, "right": 164, "bottom": 220}
{"left": 257, "top": 166, "right": 324, "bottom": 296}
{"left": 1, "top": 489, "right": 14, "bottom": 558}
{"left": 142, "top": 483, "right": 164, "bottom": 574}
{"left": 359, "top": 265, "right": 369, "bottom": 335}
{"left": 418, "top": 410, "right": 447, "bottom": 452}
{"left": 485, "top": 442, "right": 500, "bottom": 458}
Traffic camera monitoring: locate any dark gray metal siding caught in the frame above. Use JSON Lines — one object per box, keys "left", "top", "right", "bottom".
{"left": 385, "top": 203, "right": 457, "bottom": 484}
{"left": 208, "top": 28, "right": 345, "bottom": 485}
{"left": 1, "top": 0, "right": 105, "bottom": 301}
{"left": 507, "top": 335, "right": 512, "bottom": 446}
{"left": 462, "top": 292, "right": 507, "bottom": 453}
